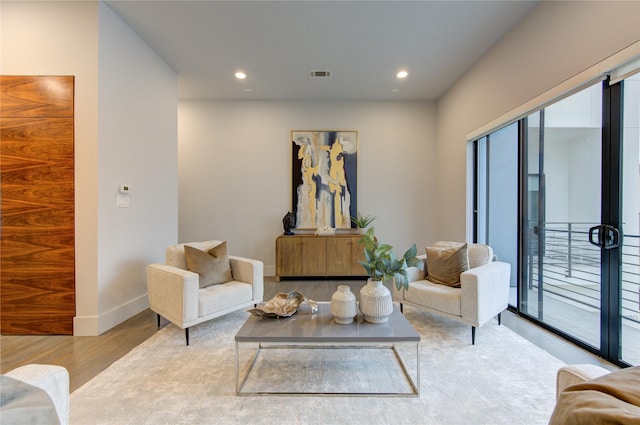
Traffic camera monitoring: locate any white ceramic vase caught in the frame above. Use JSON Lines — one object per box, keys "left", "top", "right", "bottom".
{"left": 359, "top": 279, "right": 393, "bottom": 323}
{"left": 330, "top": 285, "right": 357, "bottom": 324}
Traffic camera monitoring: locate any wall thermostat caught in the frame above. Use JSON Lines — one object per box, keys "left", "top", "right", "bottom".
{"left": 118, "top": 184, "right": 131, "bottom": 194}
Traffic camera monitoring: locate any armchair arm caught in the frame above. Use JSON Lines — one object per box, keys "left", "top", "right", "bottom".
{"left": 229, "top": 256, "right": 264, "bottom": 302}
{"left": 146, "top": 264, "right": 200, "bottom": 327}
{"left": 460, "top": 261, "right": 510, "bottom": 326}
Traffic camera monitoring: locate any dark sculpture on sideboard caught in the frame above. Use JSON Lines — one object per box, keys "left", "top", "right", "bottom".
{"left": 283, "top": 211, "right": 296, "bottom": 235}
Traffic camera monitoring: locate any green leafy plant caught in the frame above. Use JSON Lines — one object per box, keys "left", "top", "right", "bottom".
{"left": 358, "top": 227, "right": 424, "bottom": 291}
{"left": 350, "top": 213, "right": 376, "bottom": 229}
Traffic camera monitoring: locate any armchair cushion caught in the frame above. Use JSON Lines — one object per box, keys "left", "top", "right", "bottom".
{"left": 426, "top": 243, "right": 469, "bottom": 286}
{"left": 432, "top": 241, "right": 493, "bottom": 268}
{"left": 199, "top": 281, "right": 253, "bottom": 317}
{"left": 407, "top": 279, "right": 462, "bottom": 315}
{"left": 184, "top": 242, "right": 232, "bottom": 288}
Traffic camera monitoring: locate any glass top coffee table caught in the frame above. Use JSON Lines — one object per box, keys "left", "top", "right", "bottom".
{"left": 235, "top": 302, "right": 420, "bottom": 396}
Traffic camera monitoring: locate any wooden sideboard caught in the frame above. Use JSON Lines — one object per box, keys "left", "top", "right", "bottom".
{"left": 275, "top": 234, "right": 367, "bottom": 280}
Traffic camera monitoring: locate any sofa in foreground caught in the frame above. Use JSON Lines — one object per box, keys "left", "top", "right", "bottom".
{"left": 1, "top": 364, "right": 69, "bottom": 425}
{"left": 549, "top": 364, "right": 640, "bottom": 424}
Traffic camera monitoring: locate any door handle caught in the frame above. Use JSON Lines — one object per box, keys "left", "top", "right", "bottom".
{"left": 603, "top": 225, "right": 620, "bottom": 249}
{"left": 589, "top": 225, "right": 602, "bottom": 247}
{"left": 588, "top": 224, "right": 620, "bottom": 249}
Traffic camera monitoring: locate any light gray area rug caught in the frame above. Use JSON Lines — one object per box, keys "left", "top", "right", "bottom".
{"left": 70, "top": 307, "right": 565, "bottom": 425}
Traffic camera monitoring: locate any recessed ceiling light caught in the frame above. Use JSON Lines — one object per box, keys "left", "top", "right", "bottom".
{"left": 235, "top": 71, "right": 246, "bottom": 80}
{"left": 396, "top": 70, "right": 408, "bottom": 79}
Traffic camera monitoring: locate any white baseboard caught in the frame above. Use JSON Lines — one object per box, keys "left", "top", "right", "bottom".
{"left": 73, "top": 267, "right": 277, "bottom": 336}
{"left": 73, "top": 294, "right": 149, "bottom": 336}
{"left": 264, "top": 265, "right": 275, "bottom": 277}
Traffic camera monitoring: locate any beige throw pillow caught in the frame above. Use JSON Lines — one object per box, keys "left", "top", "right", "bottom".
{"left": 184, "top": 242, "right": 233, "bottom": 288}
{"left": 426, "top": 243, "right": 469, "bottom": 287}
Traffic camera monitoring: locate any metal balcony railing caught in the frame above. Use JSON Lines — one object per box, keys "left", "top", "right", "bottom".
{"left": 527, "top": 222, "right": 640, "bottom": 326}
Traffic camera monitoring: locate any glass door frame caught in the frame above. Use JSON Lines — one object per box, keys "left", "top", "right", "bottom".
{"left": 600, "top": 79, "right": 623, "bottom": 363}
{"left": 518, "top": 79, "right": 628, "bottom": 367}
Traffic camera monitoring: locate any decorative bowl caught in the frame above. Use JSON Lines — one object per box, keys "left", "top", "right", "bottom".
{"left": 315, "top": 226, "right": 336, "bottom": 236}
{"left": 249, "top": 291, "right": 317, "bottom": 318}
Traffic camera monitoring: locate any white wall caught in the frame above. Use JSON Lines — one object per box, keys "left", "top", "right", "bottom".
{"left": 93, "top": 3, "right": 178, "bottom": 334}
{"left": 178, "top": 101, "right": 436, "bottom": 275}
{"left": 1, "top": 1, "right": 178, "bottom": 335}
{"left": 436, "top": 1, "right": 640, "bottom": 241}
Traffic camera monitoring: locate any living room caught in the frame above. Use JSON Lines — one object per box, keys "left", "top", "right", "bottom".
{"left": 2, "top": 0, "right": 637, "bottom": 337}
{"left": 1, "top": 1, "right": 639, "bottom": 423}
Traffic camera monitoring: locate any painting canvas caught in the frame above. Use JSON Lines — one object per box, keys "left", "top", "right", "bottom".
{"left": 291, "top": 130, "right": 357, "bottom": 229}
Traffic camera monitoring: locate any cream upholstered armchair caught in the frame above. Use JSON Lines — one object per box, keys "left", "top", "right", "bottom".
{"left": 393, "top": 241, "right": 510, "bottom": 344}
{"left": 146, "top": 240, "right": 263, "bottom": 345}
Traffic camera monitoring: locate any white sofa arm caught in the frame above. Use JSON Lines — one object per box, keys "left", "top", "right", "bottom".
{"left": 555, "top": 364, "right": 611, "bottom": 399}
{"left": 460, "top": 261, "right": 510, "bottom": 326}
{"left": 4, "top": 364, "right": 69, "bottom": 425}
{"left": 146, "top": 264, "right": 200, "bottom": 326}
{"left": 229, "top": 256, "right": 264, "bottom": 301}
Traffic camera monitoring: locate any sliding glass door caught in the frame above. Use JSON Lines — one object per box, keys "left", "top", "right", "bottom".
{"left": 521, "top": 84, "right": 604, "bottom": 351}
{"left": 474, "top": 75, "right": 639, "bottom": 366}
{"left": 474, "top": 125, "right": 519, "bottom": 306}
{"left": 620, "top": 73, "right": 640, "bottom": 365}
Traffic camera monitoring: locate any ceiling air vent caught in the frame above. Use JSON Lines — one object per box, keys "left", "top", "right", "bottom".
{"left": 309, "top": 70, "right": 332, "bottom": 78}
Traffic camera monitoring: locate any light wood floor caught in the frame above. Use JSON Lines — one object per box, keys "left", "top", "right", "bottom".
{"left": 0, "top": 308, "right": 159, "bottom": 392}
{"left": 1, "top": 277, "right": 618, "bottom": 392}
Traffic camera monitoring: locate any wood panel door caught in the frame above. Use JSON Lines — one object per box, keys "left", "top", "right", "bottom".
{"left": 1, "top": 76, "right": 75, "bottom": 334}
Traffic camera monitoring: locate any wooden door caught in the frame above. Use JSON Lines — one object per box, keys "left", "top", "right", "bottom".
{"left": 1, "top": 76, "right": 75, "bottom": 334}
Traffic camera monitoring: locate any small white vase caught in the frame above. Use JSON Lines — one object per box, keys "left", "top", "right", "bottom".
{"left": 331, "top": 285, "right": 357, "bottom": 324}
{"left": 359, "top": 279, "right": 393, "bottom": 323}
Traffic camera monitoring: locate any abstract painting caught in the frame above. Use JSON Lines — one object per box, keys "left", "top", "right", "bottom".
{"left": 291, "top": 130, "right": 357, "bottom": 229}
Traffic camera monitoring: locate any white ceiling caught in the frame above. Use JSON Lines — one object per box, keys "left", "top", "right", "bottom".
{"left": 105, "top": 0, "right": 537, "bottom": 101}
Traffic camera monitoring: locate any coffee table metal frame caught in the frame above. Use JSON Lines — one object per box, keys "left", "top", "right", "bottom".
{"left": 234, "top": 302, "right": 420, "bottom": 397}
